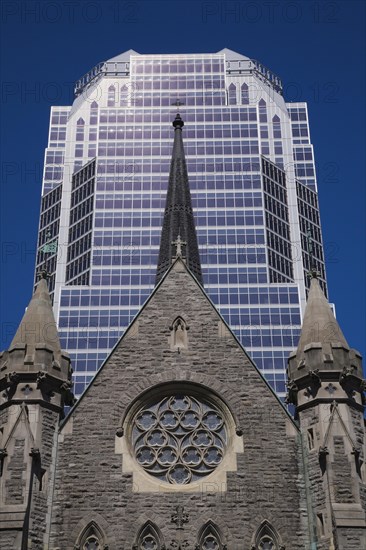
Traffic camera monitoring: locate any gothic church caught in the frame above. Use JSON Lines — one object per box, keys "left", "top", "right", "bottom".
{"left": 0, "top": 114, "right": 365, "bottom": 549}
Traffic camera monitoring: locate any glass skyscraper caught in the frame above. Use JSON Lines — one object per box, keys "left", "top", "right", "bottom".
{"left": 35, "top": 48, "right": 326, "bottom": 399}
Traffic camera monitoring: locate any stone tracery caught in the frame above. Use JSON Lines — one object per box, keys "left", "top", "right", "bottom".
{"left": 132, "top": 394, "right": 227, "bottom": 484}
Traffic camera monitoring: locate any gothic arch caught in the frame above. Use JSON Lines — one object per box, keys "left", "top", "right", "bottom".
{"left": 272, "top": 115, "right": 281, "bottom": 138}
{"left": 133, "top": 521, "right": 164, "bottom": 549}
{"left": 74, "top": 520, "right": 106, "bottom": 549}
{"left": 228, "top": 83, "right": 237, "bottom": 105}
{"left": 108, "top": 84, "right": 116, "bottom": 106}
{"left": 71, "top": 513, "right": 114, "bottom": 550}
{"left": 89, "top": 102, "right": 98, "bottom": 125}
{"left": 241, "top": 83, "right": 249, "bottom": 104}
{"left": 251, "top": 520, "right": 284, "bottom": 549}
{"left": 197, "top": 520, "right": 225, "bottom": 549}
{"left": 258, "top": 99, "right": 267, "bottom": 122}
{"left": 170, "top": 316, "right": 189, "bottom": 350}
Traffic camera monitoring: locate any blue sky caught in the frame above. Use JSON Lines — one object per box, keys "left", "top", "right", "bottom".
{"left": 0, "top": 0, "right": 365, "bottom": 361}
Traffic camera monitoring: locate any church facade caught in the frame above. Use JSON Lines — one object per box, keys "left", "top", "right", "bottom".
{"left": 0, "top": 115, "right": 365, "bottom": 549}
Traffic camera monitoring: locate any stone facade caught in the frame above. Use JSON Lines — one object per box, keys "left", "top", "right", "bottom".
{"left": 0, "top": 262, "right": 365, "bottom": 549}
{"left": 48, "top": 261, "right": 305, "bottom": 549}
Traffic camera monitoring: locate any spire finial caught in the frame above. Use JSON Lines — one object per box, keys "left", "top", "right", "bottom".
{"left": 38, "top": 268, "right": 50, "bottom": 281}
{"left": 172, "top": 100, "right": 185, "bottom": 129}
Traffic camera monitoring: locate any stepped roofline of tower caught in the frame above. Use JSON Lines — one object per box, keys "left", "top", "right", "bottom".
{"left": 61, "top": 256, "right": 298, "bottom": 430}
{"left": 74, "top": 48, "right": 282, "bottom": 98}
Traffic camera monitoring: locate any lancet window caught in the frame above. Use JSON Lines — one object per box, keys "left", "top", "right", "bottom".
{"left": 228, "top": 83, "right": 236, "bottom": 105}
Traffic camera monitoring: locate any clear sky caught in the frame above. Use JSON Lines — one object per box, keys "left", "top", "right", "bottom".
{"left": 0, "top": 0, "right": 365, "bottom": 362}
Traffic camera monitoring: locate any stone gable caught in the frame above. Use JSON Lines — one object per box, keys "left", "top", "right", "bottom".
{"left": 51, "top": 260, "right": 306, "bottom": 549}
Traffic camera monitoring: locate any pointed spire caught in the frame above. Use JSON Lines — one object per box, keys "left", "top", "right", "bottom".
{"left": 155, "top": 113, "right": 203, "bottom": 285}
{"left": 9, "top": 273, "right": 62, "bottom": 358}
{"left": 0, "top": 272, "right": 74, "bottom": 411}
{"left": 296, "top": 276, "right": 349, "bottom": 355}
{"left": 287, "top": 275, "right": 364, "bottom": 409}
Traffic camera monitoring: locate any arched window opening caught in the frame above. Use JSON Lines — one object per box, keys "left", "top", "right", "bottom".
{"left": 253, "top": 520, "right": 282, "bottom": 550}
{"left": 120, "top": 84, "right": 129, "bottom": 106}
{"left": 76, "top": 521, "right": 105, "bottom": 550}
{"left": 228, "top": 83, "right": 236, "bottom": 105}
{"left": 76, "top": 118, "right": 85, "bottom": 142}
{"left": 259, "top": 99, "right": 267, "bottom": 122}
{"left": 197, "top": 522, "right": 224, "bottom": 550}
{"left": 272, "top": 115, "right": 282, "bottom": 138}
{"left": 241, "top": 83, "right": 249, "bottom": 104}
{"left": 108, "top": 85, "right": 116, "bottom": 106}
{"left": 170, "top": 316, "right": 189, "bottom": 350}
{"left": 134, "top": 522, "right": 163, "bottom": 550}
{"left": 89, "top": 102, "right": 98, "bottom": 125}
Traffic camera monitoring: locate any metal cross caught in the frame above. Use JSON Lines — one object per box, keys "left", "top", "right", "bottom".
{"left": 172, "top": 234, "right": 186, "bottom": 258}
{"left": 306, "top": 226, "right": 320, "bottom": 278}
{"left": 306, "top": 226, "right": 314, "bottom": 262}
{"left": 172, "top": 99, "right": 185, "bottom": 109}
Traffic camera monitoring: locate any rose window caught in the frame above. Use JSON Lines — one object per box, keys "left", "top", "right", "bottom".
{"left": 131, "top": 394, "right": 227, "bottom": 484}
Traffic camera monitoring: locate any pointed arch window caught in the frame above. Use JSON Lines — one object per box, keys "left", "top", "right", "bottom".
{"left": 259, "top": 99, "right": 267, "bottom": 122}
{"left": 241, "top": 83, "right": 249, "bottom": 104}
{"left": 272, "top": 115, "right": 282, "bottom": 138}
{"left": 197, "top": 522, "right": 224, "bottom": 549}
{"left": 108, "top": 85, "right": 116, "bottom": 106}
{"left": 134, "top": 522, "right": 164, "bottom": 550}
{"left": 76, "top": 521, "right": 105, "bottom": 550}
{"left": 228, "top": 83, "right": 236, "bottom": 105}
{"left": 120, "top": 84, "right": 129, "bottom": 106}
{"left": 253, "top": 520, "right": 283, "bottom": 550}
{"left": 89, "top": 101, "right": 98, "bottom": 125}
{"left": 76, "top": 118, "right": 85, "bottom": 141}
{"left": 170, "top": 316, "right": 189, "bottom": 350}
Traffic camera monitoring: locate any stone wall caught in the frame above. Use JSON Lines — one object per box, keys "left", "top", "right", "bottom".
{"left": 50, "top": 263, "right": 307, "bottom": 549}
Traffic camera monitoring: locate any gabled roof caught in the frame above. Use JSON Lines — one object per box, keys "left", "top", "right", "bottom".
{"left": 107, "top": 49, "right": 140, "bottom": 62}
{"left": 62, "top": 257, "right": 298, "bottom": 429}
{"left": 217, "top": 48, "right": 251, "bottom": 61}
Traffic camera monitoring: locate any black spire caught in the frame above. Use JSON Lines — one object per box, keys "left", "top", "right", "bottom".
{"left": 155, "top": 113, "right": 203, "bottom": 286}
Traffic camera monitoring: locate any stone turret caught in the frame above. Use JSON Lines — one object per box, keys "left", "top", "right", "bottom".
{"left": 0, "top": 273, "right": 74, "bottom": 411}
{"left": 287, "top": 275, "right": 364, "bottom": 410}
{"left": 0, "top": 273, "right": 74, "bottom": 548}
{"left": 287, "top": 274, "right": 366, "bottom": 549}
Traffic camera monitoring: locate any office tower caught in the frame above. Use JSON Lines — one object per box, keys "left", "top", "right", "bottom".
{"left": 2, "top": 123, "right": 365, "bottom": 544}
{"left": 35, "top": 48, "right": 326, "bottom": 398}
